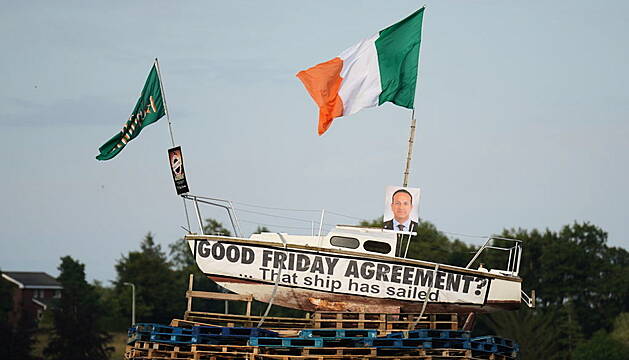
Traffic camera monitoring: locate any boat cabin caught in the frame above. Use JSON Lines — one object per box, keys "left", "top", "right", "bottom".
{"left": 249, "top": 225, "right": 410, "bottom": 258}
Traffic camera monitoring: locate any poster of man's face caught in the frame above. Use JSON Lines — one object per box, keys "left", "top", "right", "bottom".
{"left": 383, "top": 186, "right": 420, "bottom": 232}
{"left": 169, "top": 148, "right": 184, "bottom": 180}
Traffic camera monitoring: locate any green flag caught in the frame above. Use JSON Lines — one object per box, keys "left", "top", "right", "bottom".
{"left": 96, "top": 64, "right": 165, "bottom": 160}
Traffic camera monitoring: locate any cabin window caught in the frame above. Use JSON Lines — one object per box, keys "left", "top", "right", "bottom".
{"left": 363, "top": 240, "right": 391, "bottom": 254}
{"left": 330, "top": 236, "right": 359, "bottom": 249}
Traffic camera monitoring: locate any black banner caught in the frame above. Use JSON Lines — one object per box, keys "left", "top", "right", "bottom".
{"left": 168, "top": 146, "right": 189, "bottom": 195}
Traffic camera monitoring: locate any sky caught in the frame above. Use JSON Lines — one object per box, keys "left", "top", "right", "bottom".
{"left": 1, "top": 1, "right": 628, "bottom": 282}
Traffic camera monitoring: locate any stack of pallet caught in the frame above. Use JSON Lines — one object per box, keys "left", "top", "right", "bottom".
{"left": 183, "top": 311, "right": 459, "bottom": 332}
{"left": 310, "top": 312, "right": 459, "bottom": 331}
{"left": 124, "top": 312, "right": 519, "bottom": 360}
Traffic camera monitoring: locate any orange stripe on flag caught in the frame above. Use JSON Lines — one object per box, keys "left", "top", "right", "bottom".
{"left": 296, "top": 57, "right": 344, "bottom": 135}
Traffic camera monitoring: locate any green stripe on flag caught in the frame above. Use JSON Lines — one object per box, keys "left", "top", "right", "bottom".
{"left": 96, "top": 64, "right": 165, "bottom": 161}
{"left": 375, "top": 7, "right": 424, "bottom": 109}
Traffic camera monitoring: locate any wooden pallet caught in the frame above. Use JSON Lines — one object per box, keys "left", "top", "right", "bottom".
{"left": 185, "top": 311, "right": 313, "bottom": 330}
{"left": 181, "top": 311, "right": 457, "bottom": 335}
{"left": 124, "top": 347, "right": 148, "bottom": 359}
{"left": 469, "top": 353, "right": 516, "bottom": 360}
{"left": 193, "top": 351, "right": 256, "bottom": 360}
{"left": 190, "top": 344, "right": 259, "bottom": 354}
{"left": 258, "top": 347, "right": 377, "bottom": 356}
{"left": 127, "top": 343, "right": 259, "bottom": 360}
{"left": 310, "top": 312, "right": 458, "bottom": 332}
{"left": 258, "top": 347, "right": 476, "bottom": 358}
{"left": 253, "top": 355, "right": 499, "bottom": 360}
{"left": 127, "top": 341, "right": 515, "bottom": 360}
{"left": 172, "top": 318, "right": 300, "bottom": 338}
{"left": 133, "top": 341, "right": 192, "bottom": 352}
{"left": 171, "top": 319, "right": 219, "bottom": 328}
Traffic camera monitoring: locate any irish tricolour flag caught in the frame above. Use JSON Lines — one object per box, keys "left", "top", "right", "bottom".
{"left": 297, "top": 8, "right": 424, "bottom": 135}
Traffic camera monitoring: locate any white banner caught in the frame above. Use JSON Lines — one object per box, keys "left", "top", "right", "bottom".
{"left": 191, "top": 240, "right": 490, "bottom": 305}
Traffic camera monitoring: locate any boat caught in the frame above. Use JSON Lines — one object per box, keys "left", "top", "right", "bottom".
{"left": 182, "top": 196, "right": 533, "bottom": 314}
{"left": 176, "top": 7, "right": 534, "bottom": 317}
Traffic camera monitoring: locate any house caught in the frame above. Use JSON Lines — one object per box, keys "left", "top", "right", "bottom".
{"left": 2, "top": 271, "right": 63, "bottom": 327}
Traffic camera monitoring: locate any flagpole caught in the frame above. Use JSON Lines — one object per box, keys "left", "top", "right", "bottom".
{"left": 154, "top": 58, "right": 176, "bottom": 148}
{"left": 402, "top": 109, "right": 417, "bottom": 187}
{"left": 154, "top": 58, "right": 192, "bottom": 233}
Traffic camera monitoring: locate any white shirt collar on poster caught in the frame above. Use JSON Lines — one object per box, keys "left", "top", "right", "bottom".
{"left": 392, "top": 219, "right": 411, "bottom": 232}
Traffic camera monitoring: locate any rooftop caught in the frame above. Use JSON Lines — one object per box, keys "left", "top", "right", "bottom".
{"left": 2, "top": 271, "right": 62, "bottom": 289}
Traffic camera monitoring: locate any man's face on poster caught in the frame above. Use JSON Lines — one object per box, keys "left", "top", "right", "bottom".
{"left": 391, "top": 191, "right": 412, "bottom": 223}
{"left": 171, "top": 153, "right": 181, "bottom": 175}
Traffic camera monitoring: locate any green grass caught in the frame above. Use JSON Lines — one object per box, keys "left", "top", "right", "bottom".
{"left": 109, "top": 332, "right": 128, "bottom": 359}
{"left": 32, "top": 331, "right": 128, "bottom": 360}
{"left": 32, "top": 331, "right": 48, "bottom": 358}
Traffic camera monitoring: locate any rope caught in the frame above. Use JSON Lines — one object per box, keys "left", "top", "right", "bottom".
{"left": 442, "top": 231, "right": 488, "bottom": 239}
{"left": 407, "top": 263, "right": 440, "bottom": 333}
{"left": 257, "top": 234, "right": 287, "bottom": 328}
{"left": 232, "top": 200, "right": 321, "bottom": 213}
{"left": 239, "top": 219, "right": 320, "bottom": 231}
{"left": 325, "top": 210, "right": 365, "bottom": 221}
{"left": 232, "top": 200, "right": 367, "bottom": 221}
{"left": 234, "top": 207, "right": 335, "bottom": 226}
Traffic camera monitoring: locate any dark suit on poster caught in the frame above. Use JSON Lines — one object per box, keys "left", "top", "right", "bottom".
{"left": 383, "top": 219, "right": 419, "bottom": 232}
{"left": 383, "top": 219, "right": 419, "bottom": 257}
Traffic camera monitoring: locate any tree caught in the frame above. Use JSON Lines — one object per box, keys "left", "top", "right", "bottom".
{"left": 501, "top": 222, "right": 629, "bottom": 336}
{"left": 479, "top": 305, "right": 583, "bottom": 360}
{"left": 202, "top": 219, "right": 232, "bottom": 236}
{"left": 359, "top": 216, "right": 383, "bottom": 228}
{"left": 44, "top": 256, "right": 113, "bottom": 360}
{"left": 573, "top": 330, "right": 628, "bottom": 360}
{"left": 480, "top": 309, "right": 560, "bottom": 360}
{"left": 611, "top": 313, "right": 629, "bottom": 347}
{"left": 254, "top": 225, "right": 270, "bottom": 234}
{"left": 115, "top": 233, "right": 182, "bottom": 324}
{"left": 483, "top": 221, "right": 629, "bottom": 359}
{"left": 92, "top": 280, "right": 128, "bottom": 332}
{"left": 405, "top": 221, "right": 476, "bottom": 266}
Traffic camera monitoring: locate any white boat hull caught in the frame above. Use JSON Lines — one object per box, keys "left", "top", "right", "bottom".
{"left": 187, "top": 236, "right": 522, "bottom": 313}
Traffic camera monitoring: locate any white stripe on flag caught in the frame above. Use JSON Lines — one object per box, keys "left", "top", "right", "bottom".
{"left": 338, "top": 33, "right": 382, "bottom": 116}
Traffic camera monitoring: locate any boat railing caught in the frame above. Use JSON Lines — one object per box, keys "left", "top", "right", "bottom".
{"left": 182, "top": 194, "right": 243, "bottom": 237}
{"left": 521, "top": 289, "right": 536, "bottom": 308}
{"left": 182, "top": 194, "right": 332, "bottom": 239}
{"left": 465, "top": 236, "right": 523, "bottom": 276}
